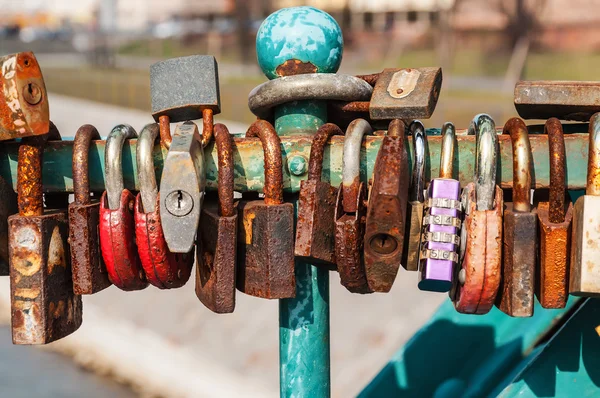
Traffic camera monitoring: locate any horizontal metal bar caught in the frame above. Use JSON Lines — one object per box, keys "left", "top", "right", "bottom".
{"left": 0, "top": 127, "right": 591, "bottom": 193}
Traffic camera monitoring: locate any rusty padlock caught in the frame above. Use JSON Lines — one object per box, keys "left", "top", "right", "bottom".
{"left": 135, "top": 123, "right": 193, "bottom": 289}
{"left": 334, "top": 118, "right": 372, "bottom": 294}
{"left": 9, "top": 136, "right": 82, "bottom": 344}
{"left": 237, "top": 120, "right": 295, "bottom": 299}
{"left": 419, "top": 122, "right": 462, "bottom": 292}
{"left": 99, "top": 124, "right": 148, "bottom": 291}
{"left": 363, "top": 119, "right": 409, "bottom": 292}
{"left": 496, "top": 117, "right": 536, "bottom": 318}
{"left": 536, "top": 118, "right": 572, "bottom": 309}
{"left": 0, "top": 52, "right": 49, "bottom": 141}
{"left": 295, "top": 123, "right": 344, "bottom": 267}
{"left": 68, "top": 125, "right": 111, "bottom": 295}
{"left": 570, "top": 113, "right": 600, "bottom": 296}
{"left": 197, "top": 123, "right": 238, "bottom": 313}
{"left": 452, "top": 114, "right": 503, "bottom": 314}
{"left": 401, "top": 120, "right": 426, "bottom": 272}
{"left": 0, "top": 174, "right": 17, "bottom": 275}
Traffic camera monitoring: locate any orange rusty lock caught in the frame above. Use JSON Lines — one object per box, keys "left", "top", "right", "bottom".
{"left": 0, "top": 52, "right": 49, "bottom": 140}
{"left": 536, "top": 118, "right": 573, "bottom": 309}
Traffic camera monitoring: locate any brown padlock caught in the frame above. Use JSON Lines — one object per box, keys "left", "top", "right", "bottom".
{"left": 496, "top": 117, "right": 536, "bottom": 318}
{"left": 452, "top": 114, "right": 503, "bottom": 314}
{"left": 9, "top": 136, "right": 82, "bottom": 344}
{"left": 68, "top": 125, "right": 111, "bottom": 295}
{"left": 237, "top": 120, "right": 295, "bottom": 299}
{"left": 295, "top": 123, "right": 344, "bottom": 267}
{"left": 363, "top": 119, "right": 409, "bottom": 292}
{"left": 197, "top": 123, "right": 238, "bottom": 313}
{"left": 334, "top": 118, "right": 372, "bottom": 294}
{"left": 536, "top": 118, "right": 572, "bottom": 309}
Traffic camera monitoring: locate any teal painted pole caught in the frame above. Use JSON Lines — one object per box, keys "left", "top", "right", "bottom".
{"left": 256, "top": 7, "right": 343, "bottom": 397}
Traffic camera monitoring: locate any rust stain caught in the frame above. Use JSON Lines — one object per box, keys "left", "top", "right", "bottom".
{"left": 276, "top": 59, "right": 317, "bottom": 77}
{"left": 246, "top": 120, "right": 283, "bottom": 205}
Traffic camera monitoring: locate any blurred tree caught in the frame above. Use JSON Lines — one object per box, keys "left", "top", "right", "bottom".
{"left": 235, "top": 0, "right": 251, "bottom": 63}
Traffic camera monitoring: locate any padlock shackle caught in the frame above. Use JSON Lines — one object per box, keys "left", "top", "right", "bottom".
{"left": 137, "top": 123, "right": 160, "bottom": 213}
{"left": 471, "top": 114, "right": 497, "bottom": 211}
{"left": 246, "top": 119, "right": 284, "bottom": 205}
{"left": 387, "top": 119, "right": 405, "bottom": 138}
{"left": 588, "top": 113, "right": 600, "bottom": 196}
{"left": 307, "top": 123, "right": 343, "bottom": 182}
{"left": 504, "top": 117, "right": 532, "bottom": 213}
{"left": 544, "top": 118, "right": 567, "bottom": 222}
{"left": 439, "top": 122, "right": 456, "bottom": 180}
{"left": 342, "top": 118, "right": 372, "bottom": 213}
{"left": 17, "top": 139, "right": 44, "bottom": 217}
{"left": 408, "top": 120, "right": 426, "bottom": 203}
{"left": 72, "top": 124, "right": 101, "bottom": 205}
{"left": 105, "top": 124, "right": 137, "bottom": 210}
{"left": 214, "top": 123, "right": 236, "bottom": 217}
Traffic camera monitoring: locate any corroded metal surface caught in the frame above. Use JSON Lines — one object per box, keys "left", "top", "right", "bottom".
{"left": 276, "top": 59, "right": 317, "bottom": 76}
{"left": 537, "top": 202, "right": 572, "bottom": 308}
{"left": 99, "top": 190, "right": 148, "bottom": 291}
{"left": 0, "top": 174, "right": 17, "bottom": 275}
{"left": 363, "top": 119, "right": 408, "bottom": 292}
{"left": 10, "top": 137, "right": 81, "bottom": 344}
{"left": 334, "top": 182, "right": 371, "bottom": 294}
{"left": 497, "top": 117, "right": 536, "bottom": 317}
{"left": 369, "top": 67, "right": 442, "bottom": 121}
{"left": 0, "top": 52, "right": 49, "bottom": 140}
{"left": 9, "top": 210, "right": 82, "bottom": 344}
{"left": 452, "top": 184, "right": 503, "bottom": 314}
{"left": 197, "top": 123, "right": 238, "bottom": 313}
{"left": 295, "top": 123, "right": 343, "bottom": 266}
{"left": 536, "top": 118, "right": 570, "bottom": 309}
{"left": 238, "top": 120, "right": 295, "bottom": 299}
{"left": 135, "top": 195, "right": 193, "bottom": 289}
{"left": 0, "top": 131, "right": 595, "bottom": 193}
{"left": 515, "top": 80, "right": 600, "bottom": 121}
{"left": 69, "top": 124, "right": 111, "bottom": 295}
{"left": 497, "top": 204, "right": 536, "bottom": 317}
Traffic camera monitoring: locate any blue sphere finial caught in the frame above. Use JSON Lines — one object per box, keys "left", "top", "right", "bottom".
{"left": 256, "top": 6, "right": 343, "bottom": 80}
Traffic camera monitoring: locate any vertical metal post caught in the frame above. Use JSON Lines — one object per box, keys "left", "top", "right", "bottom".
{"left": 254, "top": 7, "right": 344, "bottom": 397}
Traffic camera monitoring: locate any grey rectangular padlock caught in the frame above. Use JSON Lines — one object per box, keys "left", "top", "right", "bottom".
{"left": 150, "top": 55, "right": 221, "bottom": 123}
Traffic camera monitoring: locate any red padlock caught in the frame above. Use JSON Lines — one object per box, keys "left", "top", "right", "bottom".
{"left": 134, "top": 123, "right": 193, "bottom": 289}
{"left": 99, "top": 124, "right": 148, "bottom": 291}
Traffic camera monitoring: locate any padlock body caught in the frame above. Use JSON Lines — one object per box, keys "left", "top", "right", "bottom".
{"left": 0, "top": 176, "right": 17, "bottom": 275}
{"left": 334, "top": 185, "right": 371, "bottom": 294}
{"left": 237, "top": 200, "right": 295, "bottom": 299}
{"left": 9, "top": 210, "right": 82, "bottom": 344}
{"left": 570, "top": 195, "right": 600, "bottom": 296}
{"left": 197, "top": 202, "right": 237, "bottom": 313}
{"left": 536, "top": 201, "right": 572, "bottom": 308}
{"left": 68, "top": 201, "right": 111, "bottom": 295}
{"left": 497, "top": 203, "right": 537, "bottom": 317}
{"left": 401, "top": 200, "right": 424, "bottom": 271}
{"left": 135, "top": 195, "right": 193, "bottom": 289}
{"left": 295, "top": 179, "right": 337, "bottom": 267}
{"left": 453, "top": 184, "right": 503, "bottom": 314}
{"left": 0, "top": 52, "right": 49, "bottom": 141}
{"left": 99, "top": 190, "right": 148, "bottom": 291}
{"left": 419, "top": 178, "right": 461, "bottom": 292}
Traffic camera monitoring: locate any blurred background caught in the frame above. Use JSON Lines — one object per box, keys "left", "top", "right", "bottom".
{"left": 0, "top": 0, "right": 598, "bottom": 397}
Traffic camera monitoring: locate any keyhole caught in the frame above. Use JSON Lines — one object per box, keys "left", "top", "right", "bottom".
{"left": 177, "top": 190, "right": 183, "bottom": 209}
{"left": 370, "top": 233, "right": 398, "bottom": 255}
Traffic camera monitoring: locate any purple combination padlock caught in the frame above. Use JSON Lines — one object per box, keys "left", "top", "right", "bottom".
{"left": 418, "top": 123, "right": 462, "bottom": 292}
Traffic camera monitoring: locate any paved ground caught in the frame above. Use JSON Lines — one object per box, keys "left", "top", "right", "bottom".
{"left": 0, "top": 326, "right": 135, "bottom": 398}
{"left": 0, "top": 94, "right": 448, "bottom": 398}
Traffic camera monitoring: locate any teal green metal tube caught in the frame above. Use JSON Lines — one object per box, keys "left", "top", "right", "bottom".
{"left": 277, "top": 93, "right": 331, "bottom": 398}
